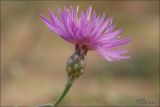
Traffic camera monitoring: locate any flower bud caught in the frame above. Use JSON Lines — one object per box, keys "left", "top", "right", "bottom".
{"left": 66, "top": 44, "right": 87, "bottom": 79}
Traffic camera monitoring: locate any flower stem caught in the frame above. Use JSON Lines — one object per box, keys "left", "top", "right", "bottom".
{"left": 53, "top": 77, "right": 75, "bottom": 107}
{"left": 35, "top": 77, "right": 75, "bottom": 107}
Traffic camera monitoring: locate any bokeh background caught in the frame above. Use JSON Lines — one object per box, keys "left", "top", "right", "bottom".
{"left": 1, "top": 1, "right": 159, "bottom": 106}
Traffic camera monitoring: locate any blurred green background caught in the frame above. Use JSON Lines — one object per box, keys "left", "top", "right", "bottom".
{"left": 1, "top": 1, "right": 159, "bottom": 106}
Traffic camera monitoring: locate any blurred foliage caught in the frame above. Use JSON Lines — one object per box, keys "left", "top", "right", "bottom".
{"left": 1, "top": 0, "right": 159, "bottom": 106}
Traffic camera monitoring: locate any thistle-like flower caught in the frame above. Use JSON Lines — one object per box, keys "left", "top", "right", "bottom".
{"left": 41, "top": 6, "right": 130, "bottom": 78}
{"left": 41, "top": 6, "right": 130, "bottom": 62}
{"left": 40, "top": 6, "right": 130, "bottom": 106}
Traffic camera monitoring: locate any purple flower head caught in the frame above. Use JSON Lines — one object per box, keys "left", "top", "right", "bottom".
{"left": 41, "top": 6, "right": 131, "bottom": 62}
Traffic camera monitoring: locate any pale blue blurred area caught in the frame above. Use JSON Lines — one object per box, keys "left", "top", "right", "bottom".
{"left": 1, "top": 1, "right": 159, "bottom": 106}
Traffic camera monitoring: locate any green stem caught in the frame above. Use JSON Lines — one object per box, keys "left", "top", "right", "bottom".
{"left": 36, "top": 77, "right": 75, "bottom": 107}
{"left": 53, "top": 77, "right": 75, "bottom": 107}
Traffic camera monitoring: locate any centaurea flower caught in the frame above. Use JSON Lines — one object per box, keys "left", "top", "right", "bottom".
{"left": 40, "top": 6, "right": 131, "bottom": 107}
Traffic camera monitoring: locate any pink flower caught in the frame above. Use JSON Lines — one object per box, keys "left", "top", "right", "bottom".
{"left": 41, "top": 6, "right": 131, "bottom": 62}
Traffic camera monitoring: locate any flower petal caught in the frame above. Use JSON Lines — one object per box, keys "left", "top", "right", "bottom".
{"left": 85, "top": 6, "right": 92, "bottom": 20}
{"left": 99, "top": 37, "right": 131, "bottom": 49}
{"left": 96, "top": 47, "right": 130, "bottom": 62}
{"left": 97, "top": 16, "right": 114, "bottom": 36}
{"left": 101, "top": 29, "right": 123, "bottom": 41}
{"left": 40, "top": 15, "right": 62, "bottom": 35}
{"left": 96, "top": 47, "right": 115, "bottom": 62}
